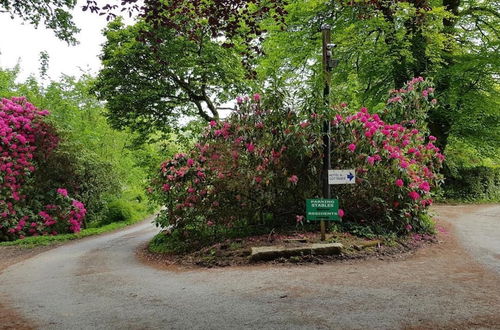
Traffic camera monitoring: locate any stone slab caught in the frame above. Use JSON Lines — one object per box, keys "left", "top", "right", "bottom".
{"left": 250, "top": 243, "right": 343, "bottom": 261}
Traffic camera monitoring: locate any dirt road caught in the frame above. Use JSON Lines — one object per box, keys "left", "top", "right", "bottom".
{"left": 0, "top": 205, "right": 499, "bottom": 329}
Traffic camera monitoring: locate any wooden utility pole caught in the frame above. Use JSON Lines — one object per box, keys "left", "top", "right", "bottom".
{"left": 320, "top": 24, "right": 334, "bottom": 241}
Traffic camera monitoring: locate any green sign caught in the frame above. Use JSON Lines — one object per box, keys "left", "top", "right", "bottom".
{"left": 306, "top": 199, "right": 340, "bottom": 221}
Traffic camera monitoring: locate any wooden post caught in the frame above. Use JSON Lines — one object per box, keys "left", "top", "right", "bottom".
{"left": 321, "top": 24, "right": 332, "bottom": 241}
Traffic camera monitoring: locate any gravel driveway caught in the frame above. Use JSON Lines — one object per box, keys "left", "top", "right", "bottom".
{"left": 0, "top": 205, "right": 499, "bottom": 329}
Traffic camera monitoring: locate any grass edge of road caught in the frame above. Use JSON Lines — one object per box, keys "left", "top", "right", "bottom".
{"left": 0, "top": 213, "right": 155, "bottom": 248}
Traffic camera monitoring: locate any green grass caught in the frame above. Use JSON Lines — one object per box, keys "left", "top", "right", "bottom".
{"left": 0, "top": 212, "right": 152, "bottom": 248}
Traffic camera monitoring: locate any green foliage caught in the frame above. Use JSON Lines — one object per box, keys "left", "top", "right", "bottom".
{"left": 103, "top": 200, "right": 134, "bottom": 224}
{"left": 151, "top": 89, "right": 443, "bottom": 243}
{"left": 443, "top": 166, "right": 500, "bottom": 201}
{"left": 0, "top": 66, "right": 160, "bottom": 228}
{"left": 258, "top": 0, "right": 499, "bottom": 158}
{"left": 93, "top": 18, "right": 248, "bottom": 139}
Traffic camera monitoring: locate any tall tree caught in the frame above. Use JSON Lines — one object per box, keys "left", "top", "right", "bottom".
{"left": 258, "top": 0, "right": 499, "bottom": 153}
{"left": 93, "top": 18, "right": 248, "bottom": 138}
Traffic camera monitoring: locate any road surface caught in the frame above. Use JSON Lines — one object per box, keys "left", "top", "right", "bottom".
{"left": 0, "top": 205, "right": 499, "bottom": 329}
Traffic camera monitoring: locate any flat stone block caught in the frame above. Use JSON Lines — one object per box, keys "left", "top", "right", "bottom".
{"left": 250, "top": 243, "right": 343, "bottom": 261}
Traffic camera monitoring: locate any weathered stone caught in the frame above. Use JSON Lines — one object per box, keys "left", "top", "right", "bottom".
{"left": 250, "top": 243, "right": 343, "bottom": 261}
{"left": 353, "top": 240, "right": 381, "bottom": 250}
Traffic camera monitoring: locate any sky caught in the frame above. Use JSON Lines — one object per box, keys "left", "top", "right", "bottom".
{"left": 0, "top": 1, "right": 121, "bottom": 81}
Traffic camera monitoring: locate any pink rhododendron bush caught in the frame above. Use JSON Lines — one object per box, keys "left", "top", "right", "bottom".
{"left": 150, "top": 78, "right": 444, "bottom": 242}
{"left": 0, "top": 97, "right": 86, "bottom": 241}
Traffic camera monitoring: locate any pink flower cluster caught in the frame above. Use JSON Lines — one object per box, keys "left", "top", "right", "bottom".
{"left": 0, "top": 98, "right": 86, "bottom": 240}
{"left": 330, "top": 102, "right": 443, "bottom": 230}
{"left": 151, "top": 81, "right": 443, "bottom": 234}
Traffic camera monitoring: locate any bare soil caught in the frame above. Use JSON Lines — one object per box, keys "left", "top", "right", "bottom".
{"left": 137, "top": 228, "right": 437, "bottom": 270}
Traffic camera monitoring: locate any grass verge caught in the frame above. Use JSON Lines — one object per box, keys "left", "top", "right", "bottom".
{"left": 0, "top": 212, "right": 152, "bottom": 248}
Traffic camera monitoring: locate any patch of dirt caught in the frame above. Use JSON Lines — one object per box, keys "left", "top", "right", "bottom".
{"left": 0, "top": 245, "right": 54, "bottom": 330}
{"left": 137, "top": 228, "right": 436, "bottom": 270}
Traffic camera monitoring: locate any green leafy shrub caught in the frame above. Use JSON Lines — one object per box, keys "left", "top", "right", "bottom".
{"left": 0, "top": 97, "right": 87, "bottom": 240}
{"left": 103, "top": 200, "right": 134, "bottom": 224}
{"left": 443, "top": 166, "right": 500, "bottom": 201}
{"left": 150, "top": 78, "right": 444, "bottom": 241}
{"left": 30, "top": 140, "right": 121, "bottom": 224}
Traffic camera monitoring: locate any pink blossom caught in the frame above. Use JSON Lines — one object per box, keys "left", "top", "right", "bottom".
{"left": 288, "top": 175, "right": 299, "bottom": 184}
{"left": 348, "top": 143, "right": 356, "bottom": 152}
{"left": 246, "top": 143, "right": 255, "bottom": 152}
{"left": 300, "top": 121, "right": 310, "bottom": 128}
{"left": 419, "top": 181, "right": 430, "bottom": 192}
{"left": 408, "top": 191, "right": 421, "bottom": 200}
{"left": 296, "top": 215, "right": 304, "bottom": 224}
{"left": 253, "top": 93, "right": 261, "bottom": 102}
{"left": 395, "top": 179, "right": 404, "bottom": 187}
{"left": 56, "top": 188, "right": 68, "bottom": 197}
{"left": 187, "top": 158, "right": 195, "bottom": 167}
{"left": 338, "top": 209, "right": 345, "bottom": 217}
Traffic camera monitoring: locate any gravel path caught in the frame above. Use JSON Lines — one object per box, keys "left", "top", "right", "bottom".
{"left": 0, "top": 205, "right": 499, "bottom": 330}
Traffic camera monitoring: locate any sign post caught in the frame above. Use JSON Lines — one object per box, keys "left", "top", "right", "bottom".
{"left": 320, "top": 23, "right": 335, "bottom": 241}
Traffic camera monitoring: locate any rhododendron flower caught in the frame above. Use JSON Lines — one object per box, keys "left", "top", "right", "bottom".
{"left": 207, "top": 220, "right": 214, "bottom": 226}
{"left": 406, "top": 224, "right": 413, "bottom": 231}
{"left": 338, "top": 209, "right": 345, "bottom": 217}
{"left": 400, "top": 161, "right": 409, "bottom": 169}
{"left": 246, "top": 143, "right": 255, "bottom": 152}
{"left": 236, "top": 96, "right": 243, "bottom": 104}
{"left": 348, "top": 144, "right": 356, "bottom": 152}
{"left": 408, "top": 191, "right": 421, "bottom": 200}
{"left": 428, "top": 135, "right": 436, "bottom": 141}
{"left": 419, "top": 181, "right": 430, "bottom": 192}
{"left": 296, "top": 215, "right": 304, "bottom": 224}
{"left": 57, "top": 188, "right": 68, "bottom": 197}
{"left": 395, "top": 179, "right": 404, "bottom": 187}
{"left": 187, "top": 158, "right": 195, "bottom": 167}
{"left": 253, "top": 93, "right": 261, "bottom": 102}
{"left": 288, "top": 175, "right": 298, "bottom": 184}
{"left": 300, "top": 121, "right": 310, "bottom": 128}
{"left": 367, "top": 156, "right": 375, "bottom": 165}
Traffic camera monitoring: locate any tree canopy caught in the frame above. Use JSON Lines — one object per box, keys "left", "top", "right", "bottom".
{"left": 93, "top": 18, "right": 248, "bottom": 138}
{"left": 258, "top": 0, "right": 499, "bottom": 154}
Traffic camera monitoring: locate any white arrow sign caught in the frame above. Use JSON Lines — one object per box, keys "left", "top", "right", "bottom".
{"left": 328, "top": 169, "right": 356, "bottom": 185}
